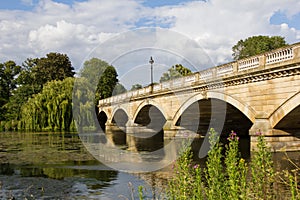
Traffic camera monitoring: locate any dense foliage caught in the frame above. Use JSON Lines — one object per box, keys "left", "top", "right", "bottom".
{"left": 160, "top": 64, "right": 192, "bottom": 82}
{"left": 1, "top": 53, "right": 75, "bottom": 126}
{"left": 232, "top": 35, "right": 287, "bottom": 60}
{"left": 20, "top": 78, "right": 75, "bottom": 131}
{"left": 80, "top": 58, "right": 126, "bottom": 103}
{"left": 130, "top": 84, "right": 143, "bottom": 91}
{"left": 0, "top": 54, "right": 122, "bottom": 131}
{"left": 0, "top": 61, "right": 21, "bottom": 121}
{"left": 165, "top": 129, "right": 299, "bottom": 200}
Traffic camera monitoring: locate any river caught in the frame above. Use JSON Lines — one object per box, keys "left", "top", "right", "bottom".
{"left": 0, "top": 132, "right": 167, "bottom": 199}
{"left": 0, "top": 132, "right": 299, "bottom": 199}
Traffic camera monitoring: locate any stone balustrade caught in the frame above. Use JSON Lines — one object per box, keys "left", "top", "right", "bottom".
{"left": 99, "top": 42, "right": 300, "bottom": 105}
{"left": 238, "top": 57, "right": 260, "bottom": 71}
{"left": 266, "top": 47, "right": 293, "bottom": 64}
{"left": 217, "top": 63, "right": 234, "bottom": 76}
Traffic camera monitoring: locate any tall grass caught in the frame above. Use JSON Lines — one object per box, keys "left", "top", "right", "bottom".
{"left": 165, "top": 128, "right": 300, "bottom": 200}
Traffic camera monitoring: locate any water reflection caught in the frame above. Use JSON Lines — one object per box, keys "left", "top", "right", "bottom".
{"left": 0, "top": 132, "right": 155, "bottom": 199}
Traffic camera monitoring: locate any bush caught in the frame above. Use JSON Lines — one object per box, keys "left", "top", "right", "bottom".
{"left": 166, "top": 128, "right": 299, "bottom": 200}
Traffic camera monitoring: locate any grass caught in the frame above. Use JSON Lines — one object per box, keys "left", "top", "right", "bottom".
{"left": 136, "top": 128, "right": 299, "bottom": 200}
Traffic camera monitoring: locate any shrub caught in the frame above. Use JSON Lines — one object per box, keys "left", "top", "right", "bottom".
{"left": 166, "top": 128, "right": 299, "bottom": 200}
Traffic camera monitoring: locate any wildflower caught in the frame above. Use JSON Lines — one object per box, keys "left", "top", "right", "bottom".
{"left": 256, "top": 129, "right": 262, "bottom": 136}
{"left": 193, "top": 164, "right": 200, "bottom": 169}
{"left": 227, "top": 131, "right": 239, "bottom": 141}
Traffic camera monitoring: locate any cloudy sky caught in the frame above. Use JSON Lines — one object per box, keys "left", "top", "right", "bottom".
{"left": 1, "top": 0, "right": 300, "bottom": 87}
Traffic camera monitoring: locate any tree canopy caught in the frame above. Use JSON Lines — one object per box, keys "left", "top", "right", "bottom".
{"left": 232, "top": 35, "right": 287, "bottom": 60}
{"left": 80, "top": 58, "right": 109, "bottom": 85}
{"left": 80, "top": 58, "right": 120, "bottom": 103}
{"left": 113, "top": 83, "right": 127, "bottom": 95}
{"left": 1, "top": 55, "right": 127, "bottom": 131}
{"left": 96, "top": 66, "right": 118, "bottom": 100}
{"left": 28, "top": 52, "right": 75, "bottom": 88}
{"left": 160, "top": 64, "right": 192, "bottom": 83}
{"left": 20, "top": 78, "right": 75, "bottom": 131}
{"left": 131, "top": 84, "right": 143, "bottom": 91}
{"left": 0, "top": 61, "right": 21, "bottom": 121}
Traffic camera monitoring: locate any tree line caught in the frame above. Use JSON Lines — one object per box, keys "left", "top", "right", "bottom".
{"left": 0, "top": 35, "right": 287, "bottom": 132}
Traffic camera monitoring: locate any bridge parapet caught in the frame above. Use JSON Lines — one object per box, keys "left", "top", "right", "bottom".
{"left": 238, "top": 56, "right": 260, "bottom": 71}
{"left": 266, "top": 46, "right": 293, "bottom": 64}
{"left": 99, "top": 42, "right": 300, "bottom": 106}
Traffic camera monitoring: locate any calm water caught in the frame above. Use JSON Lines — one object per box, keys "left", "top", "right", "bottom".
{"left": 0, "top": 132, "right": 299, "bottom": 199}
{"left": 0, "top": 132, "right": 165, "bottom": 199}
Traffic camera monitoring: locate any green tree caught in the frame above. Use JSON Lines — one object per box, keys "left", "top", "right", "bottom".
{"left": 0, "top": 61, "right": 21, "bottom": 121}
{"left": 80, "top": 58, "right": 120, "bottom": 103}
{"left": 31, "top": 52, "right": 75, "bottom": 89}
{"left": 160, "top": 64, "right": 192, "bottom": 82}
{"left": 77, "top": 58, "right": 120, "bottom": 131}
{"left": 232, "top": 35, "right": 287, "bottom": 60}
{"left": 2, "top": 53, "right": 75, "bottom": 123}
{"left": 80, "top": 58, "right": 108, "bottom": 85}
{"left": 130, "top": 84, "right": 142, "bottom": 91}
{"left": 96, "top": 66, "right": 118, "bottom": 100}
{"left": 72, "top": 77, "right": 97, "bottom": 130}
{"left": 113, "top": 83, "right": 127, "bottom": 95}
{"left": 20, "top": 78, "right": 75, "bottom": 131}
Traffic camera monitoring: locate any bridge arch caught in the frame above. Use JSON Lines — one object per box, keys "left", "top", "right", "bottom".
{"left": 133, "top": 99, "right": 169, "bottom": 122}
{"left": 269, "top": 91, "right": 300, "bottom": 128}
{"left": 111, "top": 108, "right": 129, "bottom": 127}
{"left": 172, "top": 91, "right": 256, "bottom": 125}
{"left": 111, "top": 106, "right": 131, "bottom": 121}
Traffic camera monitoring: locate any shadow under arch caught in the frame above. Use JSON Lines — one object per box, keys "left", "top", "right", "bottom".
{"left": 133, "top": 99, "right": 169, "bottom": 123}
{"left": 270, "top": 91, "right": 300, "bottom": 136}
{"left": 129, "top": 100, "right": 166, "bottom": 153}
{"left": 172, "top": 91, "right": 256, "bottom": 127}
{"left": 173, "top": 91, "right": 255, "bottom": 158}
{"left": 111, "top": 108, "right": 129, "bottom": 128}
{"left": 98, "top": 111, "right": 108, "bottom": 132}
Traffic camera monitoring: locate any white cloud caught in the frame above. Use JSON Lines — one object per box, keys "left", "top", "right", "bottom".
{"left": 0, "top": 0, "right": 299, "bottom": 72}
{"left": 154, "top": 0, "right": 300, "bottom": 64}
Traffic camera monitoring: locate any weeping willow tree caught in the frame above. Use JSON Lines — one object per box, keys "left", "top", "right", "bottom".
{"left": 72, "top": 77, "right": 98, "bottom": 131}
{"left": 20, "top": 77, "right": 75, "bottom": 131}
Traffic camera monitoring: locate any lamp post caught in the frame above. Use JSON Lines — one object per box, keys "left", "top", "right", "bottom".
{"left": 149, "top": 56, "right": 154, "bottom": 86}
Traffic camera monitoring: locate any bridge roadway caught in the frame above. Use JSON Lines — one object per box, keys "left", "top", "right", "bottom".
{"left": 98, "top": 43, "right": 300, "bottom": 152}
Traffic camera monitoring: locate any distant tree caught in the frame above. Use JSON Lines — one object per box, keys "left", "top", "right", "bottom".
{"left": 0, "top": 61, "right": 21, "bottom": 121}
{"left": 0, "top": 61, "right": 21, "bottom": 101}
{"left": 96, "top": 66, "right": 118, "bottom": 100}
{"left": 160, "top": 64, "right": 192, "bottom": 82}
{"left": 3, "top": 85, "right": 37, "bottom": 121}
{"left": 130, "top": 84, "right": 143, "bottom": 91}
{"left": 80, "top": 58, "right": 109, "bottom": 85}
{"left": 17, "top": 53, "right": 75, "bottom": 94}
{"left": 232, "top": 35, "right": 287, "bottom": 60}
{"left": 32, "top": 52, "right": 75, "bottom": 88}
{"left": 17, "top": 58, "right": 38, "bottom": 86}
{"left": 80, "top": 58, "right": 121, "bottom": 102}
{"left": 113, "top": 83, "right": 127, "bottom": 95}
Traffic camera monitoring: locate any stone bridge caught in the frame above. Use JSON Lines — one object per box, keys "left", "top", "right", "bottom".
{"left": 98, "top": 43, "right": 300, "bottom": 152}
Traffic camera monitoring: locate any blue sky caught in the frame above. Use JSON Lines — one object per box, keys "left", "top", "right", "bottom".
{"left": 0, "top": 0, "right": 196, "bottom": 10}
{"left": 270, "top": 11, "right": 300, "bottom": 30}
{"left": 0, "top": 0, "right": 85, "bottom": 10}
